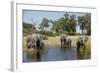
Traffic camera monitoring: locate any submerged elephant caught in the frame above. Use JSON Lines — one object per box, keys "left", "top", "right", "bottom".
{"left": 66, "top": 38, "right": 72, "bottom": 48}
{"left": 26, "top": 34, "right": 47, "bottom": 49}
{"left": 76, "top": 37, "right": 88, "bottom": 59}
{"left": 60, "top": 35, "right": 72, "bottom": 48}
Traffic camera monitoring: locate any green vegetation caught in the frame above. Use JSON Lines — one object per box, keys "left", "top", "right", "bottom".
{"left": 23, "top": 11, "right": 91, "bottom": 61}
{"left": 39, "top": 18, "right": 50, "bottom": 30}
{"left": 23, "top": 12, "right": 91, "bottom": 37}
{"left": 23, "top": 22, "right": 36, "bottom": 36}
{"left": 50, "top": 13, "right": 76, "bottom": 34}
{"left": 78, "top": 13, "right": 91, "bottom": 35}
{"left": 79, "top": 43, "right": 91, "bottom": 59}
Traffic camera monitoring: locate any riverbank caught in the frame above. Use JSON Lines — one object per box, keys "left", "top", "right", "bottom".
{"left": 23, "top": 36, "right": 91, "bottom": 52}
{"left": 43, "top": 36, "right": 91, "bottom": 47}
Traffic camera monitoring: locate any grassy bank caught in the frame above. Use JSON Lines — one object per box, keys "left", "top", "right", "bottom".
{"left": 23, "top": 36, "right": 91, "bottom": 59}
{"left": 23, "top": 36, "right": 91, "bottom": 50}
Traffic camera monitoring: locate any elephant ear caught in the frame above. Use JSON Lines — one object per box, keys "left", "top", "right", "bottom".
{"left": 27, "top": 35, "right": 31, "bottom": 43}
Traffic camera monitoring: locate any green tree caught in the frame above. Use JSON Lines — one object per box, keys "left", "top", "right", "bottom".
{"left": 85, "top": 13, "right": 91, "bottom": 35}
{"left": 51, "top": 12, "right": 76, "bottom": 34}
{"left": 51, "top": 20, "right": 60, "bottom": 32}
{"left": 63, "top": 13, "right": 76, "bottom": 33}
{"left": 78, "top": 13, "right": 91, "bottom": 35}
{"left": 39, "top": 18, "right": 49, "bottom": 30}
{"left": 23, "top": 22, "right": 36, "bottom": 29}
{"left": 23, "top": 22, "right": 36, "bottom": 36}
{"left": 68, "top": 14, "right": 76, "bottom": 32}
{"left": 78, "top": 16, "right": 86, "bottom": 34}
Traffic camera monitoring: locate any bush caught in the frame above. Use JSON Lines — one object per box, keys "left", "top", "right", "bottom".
{"left": 68, "top": 32, "right": 76, "bottom": 35}
{"left": 37, "top": 30, "right": 56, "bottom": 37}
{"left": 23, "top": 28, "right": 36, "bottom": 36}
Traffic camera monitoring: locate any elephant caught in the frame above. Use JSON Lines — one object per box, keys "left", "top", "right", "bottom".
{"left": 76, "top": 37, "right": 88, "bottom": 59}
{"left": 26, "top": 33, "right": 48, "bottom": 61}
{"left": 66, "top": 38, "right": 72, "bottom": 48}
{"left": 26, "top": 34, "right": 47, "bottom": 49}
{"left": 60, "top": 35, "right": 72, "bottom": 48}
{"left": 60, "top": 35, "right": 66, "bottom": 47}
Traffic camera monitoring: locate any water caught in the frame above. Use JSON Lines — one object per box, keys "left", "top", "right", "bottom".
{"left": 23, "top": 45, "right": 77, "bottom": 62}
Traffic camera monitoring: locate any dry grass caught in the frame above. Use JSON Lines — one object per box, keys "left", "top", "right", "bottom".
{"left": 44, "top": 36, "right": 91, "bottom": 47}
{"left": 23, "top": 36, "right": 91, "bottom": 52}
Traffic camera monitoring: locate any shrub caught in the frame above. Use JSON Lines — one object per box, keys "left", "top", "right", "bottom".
{"left": 37, "top": 30, "right": 56, "bottom": 37}
{"left": 68, "top": 32, "right": 76, "bottom": 35}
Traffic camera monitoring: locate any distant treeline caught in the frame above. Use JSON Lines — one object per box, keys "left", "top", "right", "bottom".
{"left": 23, "top": 12, "right": 91, "bottom": 36}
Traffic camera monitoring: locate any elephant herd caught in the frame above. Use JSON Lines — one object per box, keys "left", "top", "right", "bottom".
{"left": 26, "top": 34, "right": 88, "bottom": 59}
{"left": 60, "top": 35, "right": 88, "bottom": 48}
{"left": 60, "top": 35, "right": 88, "bottom": 59}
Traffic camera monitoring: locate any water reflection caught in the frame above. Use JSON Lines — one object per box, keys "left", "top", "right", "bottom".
{"left": 23, "top": 45, "right": 78, "bottom": 62}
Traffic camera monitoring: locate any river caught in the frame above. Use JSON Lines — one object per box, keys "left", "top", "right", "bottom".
{"left": 23, "top": 45, "right": 77, "bottom": 62}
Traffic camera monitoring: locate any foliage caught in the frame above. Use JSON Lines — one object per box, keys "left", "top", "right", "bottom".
{"left": 23, "top": 22, "right": 36, "bottom": 29}
{"left": 23, "top": 22, "right": 36, "bottom": 36}
{"left": 23, "top": 12, "right": 91, "bottom": 36}
{"left": 78, "top": 13, "right": 91, "bottom": 35}
{"left": 39, "top": 18, "right": 50, "bottom": 30}
{"left": 51, "top": 12, "right": 76, "bottom": 34}
{"left": 37, "top": 30, "right": 56, "bottom": 37}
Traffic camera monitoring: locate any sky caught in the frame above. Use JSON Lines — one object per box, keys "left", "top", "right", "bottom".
{"left": 22, "top": 10, "right": 90, "bottom": 33}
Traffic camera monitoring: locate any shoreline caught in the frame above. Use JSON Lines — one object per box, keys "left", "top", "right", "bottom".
{"left": 23, "top": 36, "right": 91, "bottom": 52}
